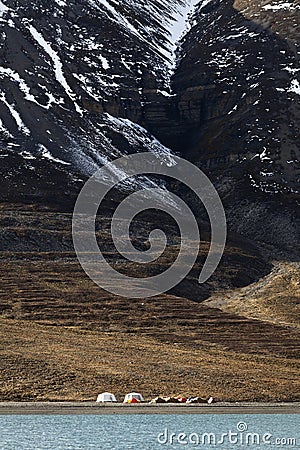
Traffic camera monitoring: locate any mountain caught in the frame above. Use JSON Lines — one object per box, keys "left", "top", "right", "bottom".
{"left": 0, "top": 0, "right": 183, "bottom": 204}
{"left": 145, "top": 0, "right": 300, "bottom": 251}
{"left": 0, "top": 0, "right": 299, "bottom": 250}
{"left": 0, "top": 0, "right": 299, "bottom": 401}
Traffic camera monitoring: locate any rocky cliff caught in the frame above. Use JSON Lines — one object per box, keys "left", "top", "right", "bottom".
{"left": 157, "top": 0, "right": 300, "bottom": 251}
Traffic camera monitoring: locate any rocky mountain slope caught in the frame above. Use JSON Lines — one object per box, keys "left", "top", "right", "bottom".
{"left": 0, "top": 0, "right": 299, "bottom": 251}
{"left": 146, "top": 0, "right": 300, "bottom": 250}
{"left": 0, "top": 0, "right": 183, "bottom": 203}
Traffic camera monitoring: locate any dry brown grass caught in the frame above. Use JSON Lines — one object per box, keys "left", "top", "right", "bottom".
{"left": 0, "top": 258, "right": 299, "bottom": 402}
{"left": 1, "top": 317, "right": 299, "bottom": 402}
{"left": 206, "top": 262, "right": 300, "bottom": 328}
{"left": 0, "top": 206, "right": 299, "bottom": 402}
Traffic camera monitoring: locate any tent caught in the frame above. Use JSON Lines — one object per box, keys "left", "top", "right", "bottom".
{"left": 123, "top": 392, "right": 144, "bottom": 403}
{"left": 96, "top": 392, "right": 117, "bottom": 402}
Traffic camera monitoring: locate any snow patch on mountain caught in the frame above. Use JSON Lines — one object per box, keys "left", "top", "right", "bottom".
{"left": 99, "top": 55, "right": 110, "bottom": 70}
{"left": 0, "top": 117, "right": 12, "bottom": 137}
{"left": 28, "top": 24, "right": 84, "bottom": 115}
{"left": 288, "top": 79, "right": 300, "bottom": 95}
{"left": 39, "top": 144, "right": 70, "bottom": 165}
{"left": 105, "top": 113, "right": 177, "bottom": 165}
{"left": 0, "top": 92, "right": 30, "bottom": 135}
{"left": 0, "top": 1, "right": 9, "bottom": 17}
{"left": 166, "top": 0, "right": 200, "bottom": 68}
{"left": 0, "top": 67, "right": 49, "bottom": 108}
{"left": 54, "top": 0, "right": 66, "bottom": 6}
{"left": 263, "top": 2, "right": 300, "bottom": 11}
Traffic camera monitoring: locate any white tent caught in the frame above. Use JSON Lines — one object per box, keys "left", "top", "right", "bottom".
{"left": 96, "top": 392, "right": 117, "bottom": 403}
{"left": 123, "top": 392, "right": 144, "bottom": 403}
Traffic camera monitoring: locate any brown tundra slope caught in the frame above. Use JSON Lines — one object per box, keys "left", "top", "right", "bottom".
{"left": 0, "top": 204, "right": 299, "bottom": 402}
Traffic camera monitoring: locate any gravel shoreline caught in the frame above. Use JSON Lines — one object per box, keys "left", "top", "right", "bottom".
{"left": 0, "top": 402, "right": 299, "bottom": 415}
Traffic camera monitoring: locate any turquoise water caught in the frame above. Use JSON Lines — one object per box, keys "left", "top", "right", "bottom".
{"left": 0, "top": 414, "right": 299, "bottom": 449}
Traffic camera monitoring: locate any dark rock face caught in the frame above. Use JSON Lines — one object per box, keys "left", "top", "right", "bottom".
{"left": 150, "top": 0, "right": 300, "bottom": 194}
{"left": 0, "top": 0, "right": 180, "bottom": 174}
{"left": 144, "top": 0, "right": 300, "bottom": 252}
{"left": 0, "top": 0, "right": 299, "bottom": 251}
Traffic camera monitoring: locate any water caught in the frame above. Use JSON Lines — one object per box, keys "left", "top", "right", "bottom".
{"left": 0, "top": 414, "right": 299, "bottom": 449}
